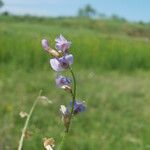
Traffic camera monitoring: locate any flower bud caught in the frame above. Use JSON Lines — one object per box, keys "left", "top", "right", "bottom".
{"left": 42, "top": 39, "right": 50, "bottom": 51}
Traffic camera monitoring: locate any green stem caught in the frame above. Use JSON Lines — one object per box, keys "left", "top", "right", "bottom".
{"left": 70, "top": 68, "right": 76, "bottom": 100}
{"left": 58, "top": 68, "right": 76, "bottom": 150}
{"left": 18, "top": 90, "right": 42, "bottom": 150}
{"left": 58, "top": 132, "right": 67, "bottom": 150}
{"left": 66, "top": 67, "right": 76, "bottom": 133}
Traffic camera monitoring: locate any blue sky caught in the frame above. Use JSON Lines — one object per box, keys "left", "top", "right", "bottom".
{"left": 1, "top": 0, "right": 150, "bottom": 22}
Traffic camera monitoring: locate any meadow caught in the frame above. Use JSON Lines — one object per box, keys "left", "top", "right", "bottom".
{"left": 0, "top": 15, "right": 150, "bottom": 150}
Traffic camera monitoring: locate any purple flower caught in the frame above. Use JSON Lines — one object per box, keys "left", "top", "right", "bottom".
{"left": 50, "top": 54, "right": 73, "bottom": 72}
{"left": 55, "top": 35, "right": 71, "bottom": 53}
{"left": 56, "top": 75, "right": 71, "bottom": 88}
{"left": 41, "top": 39, "right": 50, "bottom": 52}
{"left": 70, "top": 101, "right": 86, "bottom": 114}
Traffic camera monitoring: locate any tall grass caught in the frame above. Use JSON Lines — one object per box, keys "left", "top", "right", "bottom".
{"left": 0, "top": 16, "right": 150, "bottom": 71}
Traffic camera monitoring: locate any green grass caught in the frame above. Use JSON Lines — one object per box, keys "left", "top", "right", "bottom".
{"left": 0, "top": 15, "right": 150, "bottom": 150}
{"left": 1, "top": 69, "right": 150, "bottom": 150}
{"left": 0, "top": 15, "right": 150, "bottom": 71}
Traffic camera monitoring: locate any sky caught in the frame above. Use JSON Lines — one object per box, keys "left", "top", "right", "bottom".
{"left": 1, "top": 0, "right": 150, "bottom": 22}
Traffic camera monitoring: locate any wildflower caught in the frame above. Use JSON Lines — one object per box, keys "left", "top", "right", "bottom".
{"left": 50, "top": 54, "right": 73, "bottom": 72}
{"left": 41, "top": 39, "right": 62, "bottom": 57}
{"left": 56, "top": 75, "right": 71, "bottom": 87}
{"left": 55, "top": 34, "right": 71, "bottom": 53}
{"left": 70, "top": 101, "right": 86, "bottom": 114}
{"left": 56, "top": 75, "right": 72, "bottom": 92}
{"left": 43, "top": 137, "right": 55, "bottom": 150}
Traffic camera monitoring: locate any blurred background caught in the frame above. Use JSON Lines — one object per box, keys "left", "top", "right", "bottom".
{"left": 0, "top": 0, "right": 150, "bottom": 149}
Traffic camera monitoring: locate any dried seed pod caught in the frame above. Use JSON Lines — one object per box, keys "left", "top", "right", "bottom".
{"left": 43, "top": 137, "right": 55, "bottom": 150}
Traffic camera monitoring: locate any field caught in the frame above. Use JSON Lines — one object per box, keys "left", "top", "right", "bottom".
{"left": 0, "top": 15, "right": 150, "bottom": 150}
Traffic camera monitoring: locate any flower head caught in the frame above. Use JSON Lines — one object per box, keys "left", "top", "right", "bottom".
{"left": 70, "top": 101, "right": 86, "bottom": 114}
{"left": 56, "top": 75, "right": 72, "bottom": 92}
{"left": 50, "top": 54, "right": 73, "bottom": 72}
{"left": 55, "top": 35, "right": 71, "bottom": 53}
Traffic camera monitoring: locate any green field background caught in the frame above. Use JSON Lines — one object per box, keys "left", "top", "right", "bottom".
{"left": 0, "top": 15, "right": 150, "bottom": 150}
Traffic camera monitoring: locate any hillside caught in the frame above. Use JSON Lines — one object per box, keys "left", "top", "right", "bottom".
{"left": 0, "top": 15, "right": 150, "bottom": 71}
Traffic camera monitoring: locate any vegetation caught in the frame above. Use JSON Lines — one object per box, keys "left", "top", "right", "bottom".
{"left": 0, "top": 0, "right": 3, "bottom": 8}
{"left": 0, "top": 15, "right": 150, "bottom": 150}
{"left": 0, "top": 15, "right": 150, "bottom": 71}
{"left": 78, "top": 4, "right": 96, "bottom": 18}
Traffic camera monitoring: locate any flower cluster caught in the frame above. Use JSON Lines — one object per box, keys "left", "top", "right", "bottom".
{"left": 42, "top": 35, "right": 73, "bottom": 72}
{"left": 41, "top": 35, "right": 86, "bottom": 149}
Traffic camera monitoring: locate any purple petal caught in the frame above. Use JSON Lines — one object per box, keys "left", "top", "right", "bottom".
{"left": 41, "top": 39, "right": 50, "bottom": 51}
{"left": 50, "top": 54, "right": 73, "bottom": 72}
{"left": 60, "top": 34, "right": 66, "bottom": 41}
{"left": 55, "top": 44, "right": 62, "bottom": 50}
{"left": 50, "top": 58, "right": 64, "bottom": 72}
{"left": 70, "top": 100, "right": 86, "bottom": 114}
{"left": 56, "top": 75, "right": 71, "bottom": 87}
{"left": 65, "top": 54, "right": 73, "bottom": 65}
{"left": 58, "top": 54, "right": 73, "bottom": 69}
{"left": 55, "top": 35, "right": 71, "bottom": 52}
{"left": 55, "top": 34, "right": 66, "bottom": 43}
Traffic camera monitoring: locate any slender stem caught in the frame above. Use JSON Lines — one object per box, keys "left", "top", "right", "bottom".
{"left": 18, "top": 90, "right": 42, "bottom": 150}
{"left": 58, "top": 68, "right": 76, "bottom": 150}
{"left": 66, "top": 67, "right": 76, "bottom": 133}
{"left": 58, "top": 132, "right": 67, "bottom": 150}
{"left": 70, "top": 68, "right": 76, "bottom": 99}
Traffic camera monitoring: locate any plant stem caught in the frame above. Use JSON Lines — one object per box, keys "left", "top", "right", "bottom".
{"left": 18, "top": 90, "right": 42, "bottom": 150}
{"left": 66, "top": 67, "right": 76, "bottom": 133}
{"left": 70, "top": 68, "right": 76, "bottom": 99}
{"left": 58, "top": 132, "right": 67, "bottom": 150}
{"left": 58, "top": 68, "right": 76, "bottom": 150}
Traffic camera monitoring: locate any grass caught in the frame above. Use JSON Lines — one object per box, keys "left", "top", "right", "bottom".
{"left": 0, "top": 15, "right": 150, "bottom": 71}
{"left": 0, "top": 15, "right": 150, "bottom": 150}
{"left": 1, "top": 69, "right": 150, "bottom": 150}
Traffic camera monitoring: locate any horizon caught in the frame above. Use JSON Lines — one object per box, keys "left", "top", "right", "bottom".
{"left": 1, "top": 0, "right": 150, "bottom": 22}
